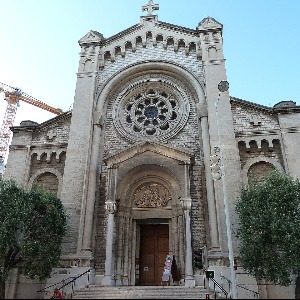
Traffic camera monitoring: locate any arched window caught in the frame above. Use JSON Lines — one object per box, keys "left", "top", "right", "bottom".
{"left": 33, "top": 172, "right": 59, "bottom": 195}
{"left": 247, "top": 161, "right": 275, "bottom": 185}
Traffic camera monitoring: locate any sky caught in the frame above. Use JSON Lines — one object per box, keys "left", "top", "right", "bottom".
{"left": 0, "top": 0, "right": 299, "bottom": 130}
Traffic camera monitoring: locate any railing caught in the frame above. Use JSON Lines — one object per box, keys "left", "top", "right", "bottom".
{"left": 37, "top": 268, "right": 92, "bottom": 298}
{"left": 236, "top": 283, "right": 260, "bottom": 299}
{"left": 220, "top": 275, "right": 231, "bottom": 298}
{"left": 220, "top": 274, "right": 260, "bottom": 299}
{"left": 204, "top": 273, "right": 260, "bottom": 299}
{"left": 210, "top": 278, "right": 229, "bottom": 298}
{"left": 204, "top": 276, "right": 229, "bottom": 299}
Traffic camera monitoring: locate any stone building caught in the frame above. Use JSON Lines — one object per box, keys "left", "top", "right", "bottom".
{"left": 4, "top": 1, "right": 300, "bottom": 299}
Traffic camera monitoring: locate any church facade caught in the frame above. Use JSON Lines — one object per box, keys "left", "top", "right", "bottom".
{"left": 4, "top": 1, "right": 300, "bottom": 299}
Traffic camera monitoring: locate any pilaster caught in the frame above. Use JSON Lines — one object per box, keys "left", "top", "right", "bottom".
{"left": 198, "top": 17, "right": 242, "bottom": 254}
{"left": 60, "top": 31, "right": 103, "bottom": 256}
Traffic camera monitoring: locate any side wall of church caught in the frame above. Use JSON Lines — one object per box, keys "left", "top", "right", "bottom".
{"left": 4, "top": 130, "right": 34, "bottom": 185}
{"left": 231, "top": 101, "right": 300, "bottom": 187}
{"left": 278, "top": 113, "right": 300, "bottom": 179}
{"left": 231, "top": 102, "right": 285, "bottom": 180}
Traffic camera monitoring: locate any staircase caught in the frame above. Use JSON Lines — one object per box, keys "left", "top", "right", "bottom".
{"left": 71, "top": 286, "right": 209, "bottom": 299}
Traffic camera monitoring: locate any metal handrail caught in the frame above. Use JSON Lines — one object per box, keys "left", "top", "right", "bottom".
{"left": 221, "top": 273, "right": 260, "bottom": 298}
{"left": 210, "top": 278, "right": 228, "bottom": 298}
{"left": 236, "top": 284, "right": 260, "bottom": 298}
{"left": 37, "top": 268, "right": 92, "bottom": 293}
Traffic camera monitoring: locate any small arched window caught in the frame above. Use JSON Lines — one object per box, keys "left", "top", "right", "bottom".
{"left": 33, "top": 172, "right": 59, "bottom": 195}
{"left": 247, "top": 161, "right": 275, "bottom": 185}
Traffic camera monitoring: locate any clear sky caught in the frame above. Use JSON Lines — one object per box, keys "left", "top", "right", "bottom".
{"left": 0, "top": 0, "right": 299, "bottom": 128}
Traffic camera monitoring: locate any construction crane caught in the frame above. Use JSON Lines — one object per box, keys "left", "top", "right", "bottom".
{"left": 0, "top": 81, "right": 63, "bottom": 174}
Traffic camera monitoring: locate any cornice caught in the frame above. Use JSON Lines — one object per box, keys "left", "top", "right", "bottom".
{"left": 230, "top": 96, "right": 300, "bottom": 114}
{"left": 10, "top": 111, "right": 72, "bottom": 133}
{"left": 230, "top": 96, "right": 273, "bottom": 113}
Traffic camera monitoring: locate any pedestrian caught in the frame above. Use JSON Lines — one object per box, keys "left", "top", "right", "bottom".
{"left": 50, "top": 288, "right": 63, "bottom": 299}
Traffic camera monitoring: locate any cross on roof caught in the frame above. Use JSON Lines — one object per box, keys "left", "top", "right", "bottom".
{"left": 142, "top": 0, "right": 159, "bottom": 16}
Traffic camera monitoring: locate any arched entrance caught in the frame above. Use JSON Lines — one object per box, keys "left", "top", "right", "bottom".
{"left": 115, "top": 171, "right": 183, "bottom": 286}
{"left": 103, "top": 141, "right": 194, "bottom": 286}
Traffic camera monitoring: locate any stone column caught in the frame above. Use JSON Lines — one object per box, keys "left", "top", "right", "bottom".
{"left": 102, "top": 201, "right": 117, "bottom": 286}
{"left": 102, "top": 164, "right": 118, "bottom": 286}
{"left": 178, "top": 215, "right": 185, "bottom": 280}
{"left": 130, "top": 219, "right": 136, "bottom": 285}
{"left": 123, "top": 214, "right": 130, "bottom": 285}
{"left": 181, "top": 197, "right": 195, "bottom": 287}
{"left": 115, "top": 215, "right": 125, "bottom": 285}
{"left": 181, "top": 162, "right": 195, "bottom": 286}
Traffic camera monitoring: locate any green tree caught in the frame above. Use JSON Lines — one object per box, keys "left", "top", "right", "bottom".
{"left": 0, "top": 179, "right": 67, "bottom": 299}
{"left": 235, "top": 170, "right": 300, "bottom": 287}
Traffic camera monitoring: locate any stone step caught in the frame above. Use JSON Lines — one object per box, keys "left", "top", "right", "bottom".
{"left": 72, "top": 286, "right": 209, "bottom": 299}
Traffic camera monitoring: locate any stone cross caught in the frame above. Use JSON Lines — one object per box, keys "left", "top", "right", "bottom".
{"left": 47, "top": 129, "right": 57, "bottom": 140}
{"left": 249, "top": 115, "right": 261, "bottom": 126}
{"left": 142, "top": 0, "right": 159, "bottom": 15}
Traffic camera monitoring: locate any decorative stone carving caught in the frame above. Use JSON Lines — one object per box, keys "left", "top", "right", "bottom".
{"left": 249, "top": 115, "right": 262, "bottom": 126}
{"left": 210, "top": 146, "right": 222, "bottom": 181}
{"left": 47, "top": 129, "right": 56, "bottom": 140}
{"left": 112, "top": 74, "right": 190, "bottom": 142}
{"left": 133, "top": 183, "right": 171, "bottom": 208}
{"left": 105, "top": 201, "right": 117, "bottom": 214}
{"left": 180, "top": 197, "right": 192, "bottom": 212}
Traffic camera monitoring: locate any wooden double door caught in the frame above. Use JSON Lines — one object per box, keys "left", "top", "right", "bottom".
{"left": 139, "top": 224, "right": 169, "bottom": 286}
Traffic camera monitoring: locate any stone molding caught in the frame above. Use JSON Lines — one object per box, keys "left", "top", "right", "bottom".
{"left": 112, "top": 74, "right": 191, "bottom": 142}
{"left": 104, "top": 140, "right": 192, "bottom": 167}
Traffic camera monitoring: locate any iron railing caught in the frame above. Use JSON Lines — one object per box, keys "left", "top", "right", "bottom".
{"left": 37, "top": 268, "right": 92, "bottom": 298}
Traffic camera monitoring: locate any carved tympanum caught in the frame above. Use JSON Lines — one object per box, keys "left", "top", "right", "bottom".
{"left": 133, "top": 183, "right": 171, "bottom": 208}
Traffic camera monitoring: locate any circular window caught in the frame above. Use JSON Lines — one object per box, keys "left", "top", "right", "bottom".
{"left": 112, "top": 78, "right": 190, "bottom": 142}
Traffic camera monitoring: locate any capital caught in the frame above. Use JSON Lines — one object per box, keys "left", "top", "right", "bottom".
{"left": 105, "top": 201, "right": 117, "bottom": 214}
{"left": 180, "top": 197, "right": 192, "bottom": 211}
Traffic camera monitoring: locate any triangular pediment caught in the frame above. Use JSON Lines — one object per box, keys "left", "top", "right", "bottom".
{"left": 197, "top": 16, "right": 223, "bottom": 31}
{"left": 11, "top": 111, "right": 72, "bottom": 133}
{"left": 99, "top": 19, "right": 198, "bottom": 49}
{"left": 104, "top": 140, "right": 193, "bottom": 167}
{"left": 79, "top": 30, "right": 104, "bottom": 45}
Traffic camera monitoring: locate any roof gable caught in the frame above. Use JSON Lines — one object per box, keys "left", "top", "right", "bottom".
{"left": 197, "top": 16, "right": 223, "bottom": 31}
{"left": 11, "top": 111, "right": 72, "bottom": 133}
{"left": 79, "top": 30, "right": 104, "bottom": 45}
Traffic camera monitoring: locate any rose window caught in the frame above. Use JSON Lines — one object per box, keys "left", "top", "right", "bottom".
{"left": 112, "top": 80, "right": 190, "bottom": 142}
{"left": 124, "top": 89, "right": 179, "bottom": 137}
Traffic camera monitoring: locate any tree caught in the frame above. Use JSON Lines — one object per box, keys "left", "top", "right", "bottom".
{"left": 0, "top": 179, "right": 67, "bottom": 299}
{"left": 235, "top": 170, "right": 300, "bottom": 287}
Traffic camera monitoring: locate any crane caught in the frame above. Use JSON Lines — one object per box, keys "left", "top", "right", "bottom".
{"left": 0, "top": 81, "right": 63, "bottom": 174}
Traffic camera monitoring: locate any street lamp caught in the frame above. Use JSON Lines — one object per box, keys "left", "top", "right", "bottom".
{"left": 210, "top": 80, "right": 238, "bottom": 299}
